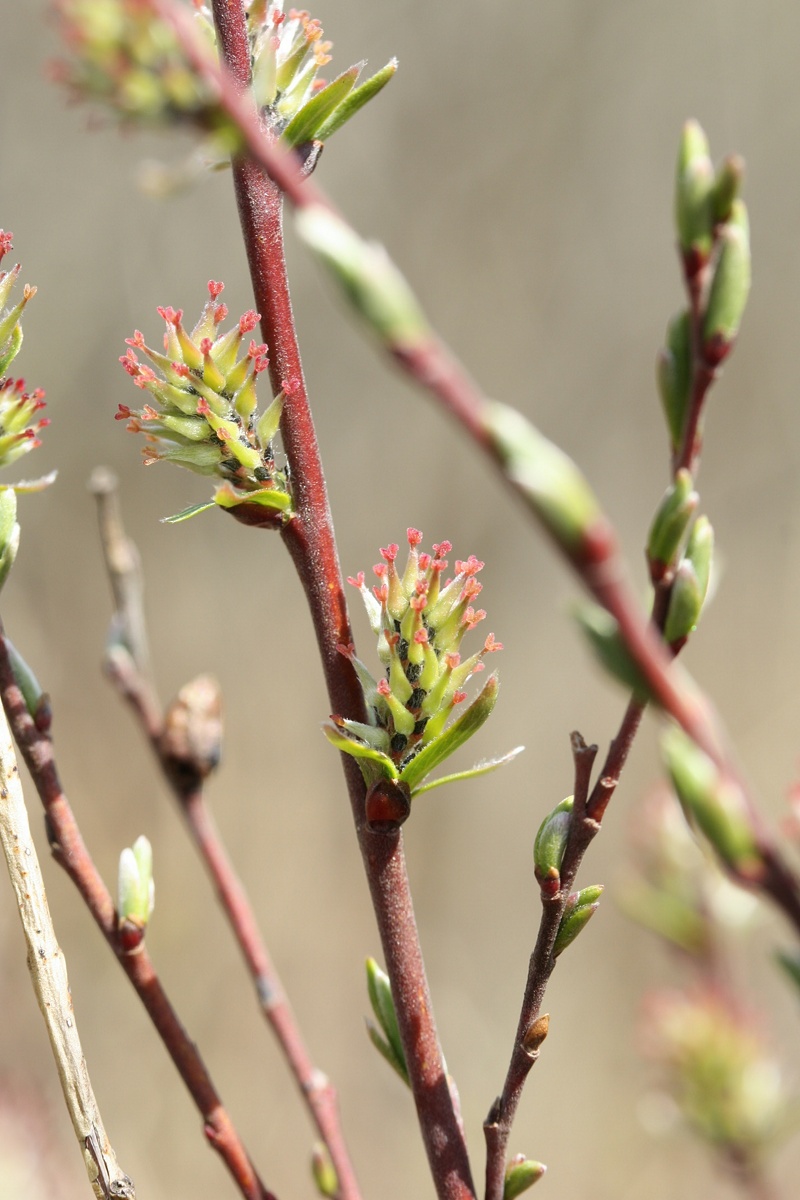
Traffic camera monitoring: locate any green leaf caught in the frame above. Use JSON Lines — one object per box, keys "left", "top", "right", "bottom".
{"left": 411, "top": 745, "right": 524, "bottom": 798}
{"left": 322, "top": 722, "right": 398, "bottom": 779}
{"left": 366, "top": 957, "right": 408, "bottom": 1085}
{"left": 399, "top": 673, "right": 499, "bottom": 795}
{"left": 315, "top": 59, "right": 398, "bottom": 141}
{"left": 282, "top": 65, "right": 361, "bottom": 149}
{"left": 366, "top": 1020, "right": 409, "bottom": 1085}
{"left": 213, "top": 483, "right": 292, "bottom": 512}
{"left": 161, "top": 501, "right": 217, "bottom": 524}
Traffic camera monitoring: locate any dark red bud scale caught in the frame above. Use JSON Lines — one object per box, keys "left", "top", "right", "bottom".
{"left": 117, "top": 917, "right": 146, "bottom": 955}
{"left": 365, "top": 779, "right": 411, "bottom": 832}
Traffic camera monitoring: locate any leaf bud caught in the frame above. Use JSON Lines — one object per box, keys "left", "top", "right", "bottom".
{"left": 711, "top": 154, "right": 745, "bottom": 224}
{"left": 504, "top": 1155, "right": 547, "bottom": 1199}
{"left": 485, "top": 403, "right": 603, "bottom": 557}
{"left": 311, "top": 1143, "right": 338, "bottom": 1199}
{"left": 533, "top": 796, "right": 573, "bottom": 887}
{"left": 663, "top": 516, "right": 714, "bottom": 646}
{"left": 675, "top": 120, "right": 715, "bottom": 271}
{"left": 522, "top": 1012, "right": 550, "bottom": 1054}
{"left": 657, "top": 310, "right": 692, "bottom": 453}
{"left": 646, "top": 469, "right": 698, "bottom": 582}
{"left": 117, "top": 835, "right": 155, "bottom": 953}
{"left": 661, "top": 727, "right": 762, "bottom": 877}
{"left": 552, "top": 885, "right": 603, "bottom": 958}
{"left": 702, "top": 200, "right": 751, "bottom": 366}
{"left": 296, "top": 206, "right": 430, "bottom": 347}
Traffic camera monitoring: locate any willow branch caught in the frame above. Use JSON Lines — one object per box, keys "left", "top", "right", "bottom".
{"left": 202, "top": 4, "right": 476, "bottom": 1196}
{"left": 0, "top": 629, "right": 275, "bottom": 1200}
{"left": 90, "top": 471, "right": 360, "bottom": 1200}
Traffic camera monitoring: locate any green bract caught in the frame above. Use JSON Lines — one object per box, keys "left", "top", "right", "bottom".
{"left": 118, "top": 282, "right": 291, "bottom": 519}
{"left": 325, "top": 531, "right": 519, "bottom": 800}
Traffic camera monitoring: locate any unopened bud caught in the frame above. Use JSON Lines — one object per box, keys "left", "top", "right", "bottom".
{"left": 485, "top": 403, "right": 602, "bottom": 557}
{"left": 117, "top": 835, "right": 155, "bottom": 953}
{"left": 574, "top": 603, "right": 651, "bottom": 699}
{"left": 647, "top": 469, "right": 698, "bottom": 582}
{"left": 657, "top": 310, "right": 692, "bottom": 453}
{"left": 712, "top": 154, "right": 745, "bottom": 224}
{"left": 533, "top": 797, "right": 573, "bottom": 887}
{"left": 675, "top": 120, "right": 715, "bottom": 271}
{"left": 311, "top": 1143, "right": 338, "bottom": 1199}
{"left": 663, "top": 516, "right": 714, "bottom": 646}
{"left": 504, "top": 1155, "right": 547, "bottom": 1199}
{"left": 296, "top": 205, "right": 430, "bottom": 348}
{"left": 552, "top": 885, "right": 603, "bottom": 958}
{"left": 522, "top": 1012, "right": 550, "bottom": 1054}
{"left": 661, "top": 727, "right": 762, "bottom": 877}
{"left": 702, "top": 200, "right": 751, "bottom": 366}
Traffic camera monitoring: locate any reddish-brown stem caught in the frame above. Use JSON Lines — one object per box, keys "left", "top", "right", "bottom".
{"left": 0, "top": 632, "right": 275, "bottom": 1200}
{"left": 212, "top": 4, "right": 476, "bottom": 1196}
{"left": 91, "top": 477, "right": 362, "bottom": 1200}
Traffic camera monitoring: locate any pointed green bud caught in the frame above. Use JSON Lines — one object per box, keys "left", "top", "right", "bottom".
{"left": 315, "top": 59, "right": 398, "bottom": 141}
{"left": 5, "top": 638, "right": 50, "bottom": 732}
{"left": 657, "top": 310, "right": 692, "bottom": 453}
{"left": 574, "top": 603, "right": 652, "bottom": 699}
{"left": 663, "top": 560, "right": 703, "bottom": 645}
{"left": 366, "top": 957, "right": 409, "bottom": 1085}
{"left": 552, "top": 885, "right": 603, "bottom": 958}
{"left": 663, "top": 516, "right": 714, "bottom": 645}
{"left": 661, "top": 727, "right": 762, "bottom": 876}
{"left": 675, "top": 119, "right": 715, "bottom": 267}
{"left": 0, "top": 488, "right": 19, "bottom": 593}
{"left": 311, "top": 1143, "right": 338, "bottom": 1199}
{"left": 712, "top": 154, "right": 745, "bottom": 224}
{"left": 647, "top": 469, "right": 698, "bottom": 582}
{"left": 702, "top": 200, "right": 751, "bottom": 365}
{"left": 504, "top": 1155, "right": 547, "bottom": 1199}
{"left": 296, "top": 206, "right": 430, "bottom": 347}
{"left": 117, "top": 835, "right": 155, "bottom": 952}
{"left": 282, "top": 64, "right": 361, "bottom": 149}
{"left": 533, "top": 796, "right": 573, "bottom": 886}
{"left": 485, "top": 403, "right": 602, "bottom": 556}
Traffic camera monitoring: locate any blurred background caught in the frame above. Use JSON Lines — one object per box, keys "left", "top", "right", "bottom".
{"left": 2, "top": 2, "right": 800, "bottom": 1198}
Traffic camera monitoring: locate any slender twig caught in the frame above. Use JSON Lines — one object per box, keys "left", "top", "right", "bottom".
{"left": 0, "top": 699, "right": 135, "bottom": 1200}
{"left": 151, "top": 0, "right": 800, "bottom": 1184}
{"left": 91, "top": 470, "right": 361, "bottom": 1200}
{"left": 0, "top": 629, "right": 276, "bottom": 1200}
{"left": 152, "top": 4, "right": 478, "bottom": 1197}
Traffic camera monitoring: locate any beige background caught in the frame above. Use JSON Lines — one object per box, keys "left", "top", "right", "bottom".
{"left": 2, "top": 2, "right": 800, "bottom": 1198}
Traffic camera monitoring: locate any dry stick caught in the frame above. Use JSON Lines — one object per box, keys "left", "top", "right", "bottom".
{"left": 197, "top": 4, "right": 477, "bottom": 1197}
{"left": 0, "top": 632, "right": 276, "bottom": 1200}
{"left": 0, "top": 699, "right": 135, "bottom": 1200}
{"left": 89, "top": 473, "right": 361, "bottom": 1200}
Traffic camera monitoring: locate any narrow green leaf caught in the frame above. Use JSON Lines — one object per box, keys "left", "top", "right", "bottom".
{"left": 282, "top": 65, "right": 361, "bottom": 149}
{"left": 411, "top": 745, "right": 524, "bottom": 798}
{"left": 161, "top": 501, "right": 216, "bottom": 524}
{"left": 399, "top": 673, "right": 499, "bottom": 794}
{"left": 322, "top": 722, "right": 398, "bottom": 778}
{"left": 315, "top": 59, "right": 398, "bottom": 141}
